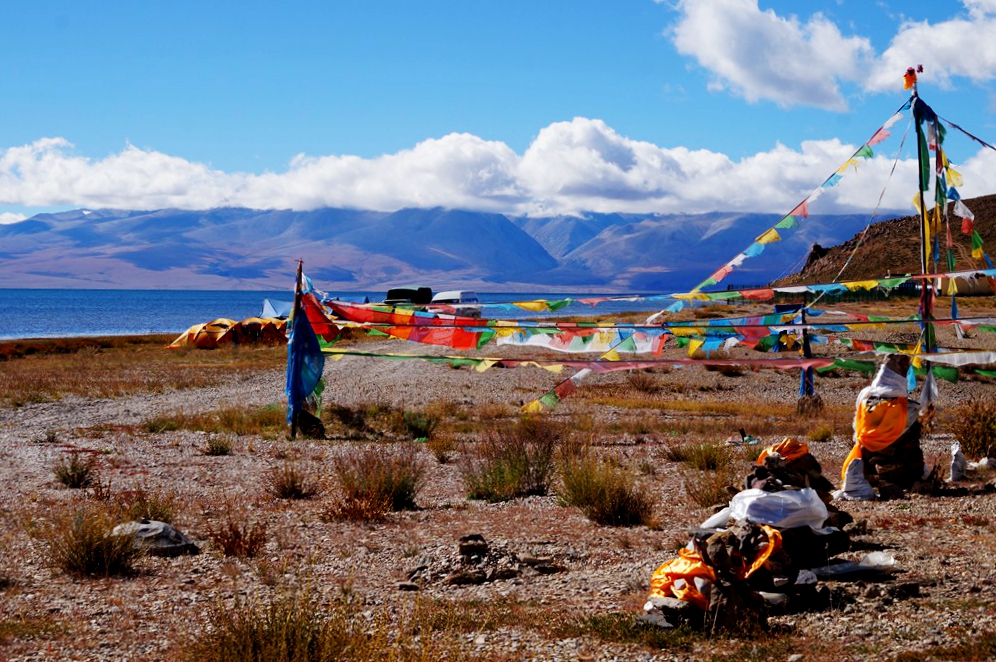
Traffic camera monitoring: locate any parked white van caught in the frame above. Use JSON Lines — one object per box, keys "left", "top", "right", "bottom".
{"left": 429, "top": 290, "right": 481, "bottom": 317}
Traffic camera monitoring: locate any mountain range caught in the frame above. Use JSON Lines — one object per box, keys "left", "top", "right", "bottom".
{"left": 0, "top": 206, "right": 898, "bottom": 293}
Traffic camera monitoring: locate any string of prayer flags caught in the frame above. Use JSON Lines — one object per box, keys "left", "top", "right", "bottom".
{"left": 690, "top": 104, "right": 908, "bottom": 293}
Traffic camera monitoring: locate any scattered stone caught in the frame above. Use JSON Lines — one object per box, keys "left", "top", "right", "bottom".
{"left": 458, "top": 534, "right": 489, "bottom": 558}
{"left": 644, "top": 595, "right": 703, "bottom": 629}
{"left": 111, "top": 519, "right": 200, "bottom": 557}
{"left": 889, "top": 582, "right": 922, "bottom": 600}
{"left": 444, "top": 570, "right": 487, "bottom": 586}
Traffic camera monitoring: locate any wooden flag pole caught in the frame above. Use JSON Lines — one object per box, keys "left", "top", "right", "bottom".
{"left": 290, "top": 260, "right": 304, "bottom": 439}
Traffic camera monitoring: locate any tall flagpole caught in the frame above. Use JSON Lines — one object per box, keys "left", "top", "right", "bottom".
{"left": 911, "top": 82, "right": 935, "bottom": 355}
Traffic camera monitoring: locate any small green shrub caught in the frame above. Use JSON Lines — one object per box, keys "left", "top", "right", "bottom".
{"left": 46, "top": 505, "right": 142, "bottom": 577}
{"left": 143, "top": 416, "right": 181, "bottom": 434}
{"left": 401, "top": 410, "right": 439, "bottom": 441}
{"left": 331, "top": 444, "right": 424, "bottom": 513}
{"left": 53, "top": 453, "right": 98, "bottom": 489}
{"left": 461, "top": 417, "right": 560, "bottom": 502}
{"left": 808, "top": 425, "right": 834, "bottom": 443}
{"left": 266, "top": 462, "right": 318, "bottom": 500}
{"left": 663, "top": 443, "right": 730, "bottom": 471}
{"left": 208, "top": 514, "right": 267, "bottom": 558}
{"left": 560, "top": 454, "right": 655, "bottom": 526}
{"left": 951, "top": 396, "right": 996, "bottom": 459}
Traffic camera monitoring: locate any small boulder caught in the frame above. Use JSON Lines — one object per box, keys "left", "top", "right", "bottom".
{"left": 111, "top": 519, "right": 200, "bottom": 557}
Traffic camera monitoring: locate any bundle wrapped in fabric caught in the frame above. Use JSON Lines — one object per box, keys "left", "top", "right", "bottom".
{"left": 840, "top": 354, "right": 931, "bottom": 498}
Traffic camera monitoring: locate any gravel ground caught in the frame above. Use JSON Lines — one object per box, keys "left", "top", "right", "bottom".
{"left": 3, "top": 333, "right": 996, "bottom": 661}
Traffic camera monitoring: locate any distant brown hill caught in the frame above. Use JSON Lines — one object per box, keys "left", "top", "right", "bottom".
{"left": 776, "top": 193, "right": 996, "bottom": 285}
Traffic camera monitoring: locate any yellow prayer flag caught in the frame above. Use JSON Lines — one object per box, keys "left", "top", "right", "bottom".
{"left": 756, "top": 229, "right": 781, "bottom": 245}
{"left": 688, "top": 338, "right": 704, "bottom": 357}
{"left": 669, "top": 327, "right": 700, "bottom": 337}
{"left": 911, "top": 340, "right": 923, "bottom": 370}
{"left": 948, "top": 167, "right": 963, "bottom": 187}
{"left": 843, "top": 280, "right": 880, "bottom": 291}
{"left": 513, "top": 301, "right": 548, "bottom": 312}
{"left": 521, "top": 399, "right": 545, "bottom": 414}
{"left": 474, "top": 360, "right": 498, "bottom": 373}
{"left": 836, "top": 158, "right": 859, "bottom": 174}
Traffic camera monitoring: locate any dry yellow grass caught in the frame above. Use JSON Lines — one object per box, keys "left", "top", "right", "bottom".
{"left": 0, "top": 336, "right": 286, "bottom": 406}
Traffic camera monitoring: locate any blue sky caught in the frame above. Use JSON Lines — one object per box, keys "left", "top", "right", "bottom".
{"left": 2, "top": 0, "right": 996, "bottom": 222}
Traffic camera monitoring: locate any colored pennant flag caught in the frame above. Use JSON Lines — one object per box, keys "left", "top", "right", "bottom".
{"left": 756, "top": 229, "right": 781, "bottom": 245}
{"left": 743, "top": 242, "right": 765, "bottom": 258}
{"left": 867, "top": 129, "right": 891, "bottom": 146}
{"left": 822, "top": 174, "right": 843, "bottom": 188}
{"left": 774, "top": 215, "right": 797, "bottom": 229}
{"left": 855, "top": 144, "right": 874, "bottom": 159}
{"left": 972, "top": 230, "right": 985, "bottom": 259}
{"left": 790, "top": 201, "right": 809, "bottom": 219}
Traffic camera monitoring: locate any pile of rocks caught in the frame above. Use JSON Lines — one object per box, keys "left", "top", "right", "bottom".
{"left": 399, "top": 534, "right": 566, "bottom": 591}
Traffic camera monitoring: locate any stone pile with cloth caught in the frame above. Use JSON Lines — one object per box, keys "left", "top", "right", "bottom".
{"left": 838, "top": 354, "right": 935, "bottom": 500}
{"left": 646, "top": 439, "right": 851, "bottom": 631}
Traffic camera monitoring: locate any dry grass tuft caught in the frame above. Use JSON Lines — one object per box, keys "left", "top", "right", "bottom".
{"left": 796, "top": 393, "right": 825, "bottom": 416}
{"left": 145, "top": 404, "right": 286, "bottom": 439}
{"left": 205, "top": 435, "right": 235, "bottom": 456}
{"left": 326, "top": 443, "right": 425, "bottom": 517}
{"left": 663, "top": 443, "right": 731, "bottom": 471}
{"left": 114, "top": 487, "right": 179, "bottom": 523}
{"left": 426, "top": 434, "right": 458, "bottom": 463}
{"left": 461, "top": 416, "right": 560, "bottom": 502}
{"left": 399, "top": 410, "right": 440, "bottom": 441}
{"left": 44, "top": 504, "right": 142, "bottom": 577}
{"left": 683, "top": 467, "right": 738, "bottom": 509}
{"left": 53, "top": 452, "right": 99, "bottom": 489}
{"left": 184, "top": 590, "right": 469, "bottom": 662}
{"left": 626, "top": 370, "right": 661, "bottom": 393}
{"left": 208, "top": 513, "right": 268, "bottom": 558}
{"left": 559, "top": 452, "right": 656, "bottom": 527}
{"left": 949, "top": 396, "right": 996, "bottom": 459}
{"left": 808, "top": 425, "right": 835, "bottom": 443}
{"left": 266, "top": 462, "right": 319, "bottom": 500}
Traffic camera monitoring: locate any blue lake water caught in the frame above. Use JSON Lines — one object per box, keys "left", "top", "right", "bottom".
{"left": 0, "top": 289, "right": 673, "bottom": 340}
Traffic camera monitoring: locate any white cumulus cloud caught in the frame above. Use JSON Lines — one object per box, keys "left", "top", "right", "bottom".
{"left": 1, "top": 117, "right": 991, "bottom": 219}
{"left": 669, "top": 0, "right": 873, "bottom": 110}
{"left": 666, "top": 0, "right": 996, "bottom": 109}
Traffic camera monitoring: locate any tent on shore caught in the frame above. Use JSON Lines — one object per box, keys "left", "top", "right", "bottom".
{"left": 168, "top": 317, "right": 287, "bottom": 349}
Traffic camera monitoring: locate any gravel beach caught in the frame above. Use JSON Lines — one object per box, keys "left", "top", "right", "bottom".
{"left": 3, "top": 330, "right": 996, "bottom": 661}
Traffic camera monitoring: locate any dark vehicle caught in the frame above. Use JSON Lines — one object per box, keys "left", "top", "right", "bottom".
{"left": 383, "top": 286, "right": 433, "bottom": 306}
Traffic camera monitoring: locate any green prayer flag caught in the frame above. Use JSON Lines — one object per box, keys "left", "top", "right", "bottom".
{"left": 917, "top": 128, "right": 930, "bottom": 191}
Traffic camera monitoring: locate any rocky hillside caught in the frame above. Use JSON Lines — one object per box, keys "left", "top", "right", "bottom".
{"left": 776, "top": 194, "right": 996, "bottom": 285}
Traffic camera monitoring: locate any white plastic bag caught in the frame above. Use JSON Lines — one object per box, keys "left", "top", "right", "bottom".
{"left": 833, "top": 457, "right": 876, "bottom": 501}
{"left": 726, "top": 487, "right": 829, "bottom": 531}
